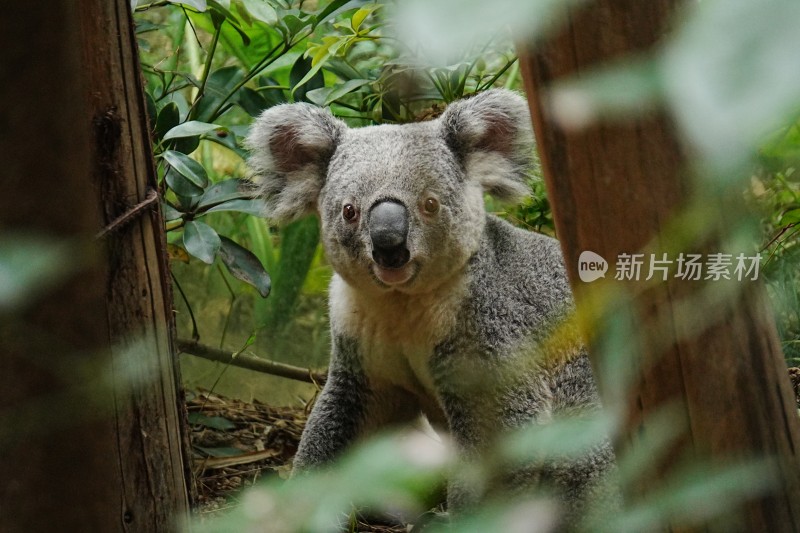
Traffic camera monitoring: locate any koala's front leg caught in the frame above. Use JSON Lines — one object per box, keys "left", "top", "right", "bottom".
{"left": 293, "top": 336, "right": 368, "bottom": 473}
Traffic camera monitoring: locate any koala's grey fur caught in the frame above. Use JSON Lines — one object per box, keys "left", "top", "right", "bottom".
{"left": 246, "top": 89, "right": 615, "bottom": 525}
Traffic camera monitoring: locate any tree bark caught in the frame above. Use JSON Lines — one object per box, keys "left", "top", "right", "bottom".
{"left": 518, "top": 1, "right": 800, "bottom": 530}
{"left": 0, "top": 2, "right": 190, "bottom": 531}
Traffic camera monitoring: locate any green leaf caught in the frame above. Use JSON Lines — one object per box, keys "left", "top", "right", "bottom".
{"left": 550, "top": 58, "right": 662, "bottom": 128}
{"left": 135, "top": 20, "right": 162, "bottom": 34}
{"left": 780, "top": 208, "right": 800, "bottom": 225}
{"left": 240, "top": 0, "right": 277, "bottom": 24}
{"left": 324, "top": 79, "right": 371, "bottom": 105}
{"left": 289, "top": 54, "right": 325, "bottom": 103}
{"left": 661, "top": 0, "right": 800, "bottom": 174}
{"left": 163, "top": 120, "right": 223, "bottom": 140}
{"left": 183, "top": 220, "right": 221, "bottom": 264}
{"left": 277, "top": 13, "right": 314, "bottom": 41}
{"left": 197, "top": 179, "right": 252, "bottom": 209}
{"left": 351, "top": 4, "right": 381, "bottom": 33}
{"left": 188, "top": 412, "right": 236, "bottom": 430}
{"left": 203, "top": 129, "right": 247, "bottom": 158}
{"left": 208, "top": 0, "right": 250, "bottom": 45}
{"left": 162, "top": 150, "right": 209, "bottom": 188}
{"left": 168, "top": 0, "right": 207, "bottom": 11}
{"left": 162, "top": 202, "right": 183, "bottom": 221}
{"left": 245, "top": 217, "right": 276, "bottom": 281}
{"left": 165, "top": 168, "right": 205, "bottom": 197}
{"left": 208, "top": 0, "right": 231, "bottom": 12}
{"left": 205, "top": 198, "right": 265, "bottom": 217}
{"left": 237, "top": 87, "right": 269, "bottom": 117}
{"left": 0, "top": 234, "right": 77, "bottom": 311}
{"left": 306, "top": 79, "right": 371, "bottom": 107}
{"left": 256, "top": 216, "right": 319, "bottom": 330}
{"left": 315, "top": 0, "right": 359, "bottom": 26}
{"left": 193, "top": 66, "right": 244, "bottom": 122}
{"left": 218, "top": 236, "right": 272, "bottom": 297}
{"left": 175, "top": 192, "right": 200, "bottom": 211}
{"left": 305, "top": 87, "right": 333, "bottom": 107}
{"left": 155, "top": 102, "right": 181, "bottom": 143}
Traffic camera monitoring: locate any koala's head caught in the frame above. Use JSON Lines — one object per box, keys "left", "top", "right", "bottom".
{"left": 245, "top": 89, "right": 534, "bottom": 295}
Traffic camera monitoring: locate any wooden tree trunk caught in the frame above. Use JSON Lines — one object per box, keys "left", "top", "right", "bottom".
{"left": 0, "top": 2, "right": 190, "bottom": 531}
{"left": 519, "top": 1, "right": 800, "bottom": 530}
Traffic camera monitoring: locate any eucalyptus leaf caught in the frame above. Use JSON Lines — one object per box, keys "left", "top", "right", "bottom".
{"left": 207, "top": 0, "right": 231, "bottom": 14}
{"left": 323, "top": 79, "right": 371, "bottom": 105}
{"left": 165, "top": 168, "right": 205, "bottom": 197}
{"left": 237, "top": 87, "right": 269, "bottom": 117}
{"left": 0, "top": 234, "right": 76, "bottom": 311}
{"left": 315, "top": 0, "right": 360, "bottom": 26}
{"left": 167, "top": 0, "right": 207, "bottom": 11}
{"left": 136, "top": 21, "right": 162, "bottom": 34}
{"left": 155, "top": 102, "right": 181, "bottom": 142}
{"left": 162, "top": 202, "right": 183, "bottom": 221}
{"left": 240, "top": 0, "right": 278, "bottom": 24}
{"left": 203, "top": 129, "right": 247, "bottom": 158}
{"left": 780, "top": 208, "right": 800, "bottom": 226}
{"left": 305, "top": 87, "right": 333, "bottom": 107}
{"left": 193, "top": 66, "right": 244, "bottom": 122}
{"left": 197, "top": 179, "right": 252, "bottom": 210}
{"left": 351, "top": 4, "right": 381, "bottom": 33}
{"left": 205, "top": 198, "right": 265, "bottom": 217}
{"left": 162, "top": 150, "right": 209, "bottom": 188}
{"left": 188, "top": 412, "right": 236, "bottom": 430}
{"left": 218, "top": 236, "right": 271, "bottom": 297}
{"left": 183, "top": 220, "right": 221, "bottom": 264}
{"left": 289, "top": 54, "right": 325, "bottom": 103}
{"left": 163, "top": 120, "right": 223, "bottom": 140}
{"left": 208, "top": 0, "right": 250, "bottom": 45}
{"left": 256, "top": 216, "right": 319, "bottom": 330}
{"left": 175, "top": 192, "right": 200, "bottom": 211}
{"left": 278, "top": 13, "right": 314, "bottom": 42}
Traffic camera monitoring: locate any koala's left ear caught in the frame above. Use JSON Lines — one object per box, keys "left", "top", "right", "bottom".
{"left": 439, "top": 89, "right": 534, "bottom": 201}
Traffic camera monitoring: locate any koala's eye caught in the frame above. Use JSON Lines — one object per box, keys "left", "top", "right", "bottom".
{"left": 342, "top": 203, "right": 358, "bottom": 222}
{"left": 423, "top": 197, "right": 440, "bottom": 215}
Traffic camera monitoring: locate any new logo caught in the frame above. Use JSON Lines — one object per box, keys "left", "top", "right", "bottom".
{"left": 578, "top": 251, "right": 608, "bottom": 283}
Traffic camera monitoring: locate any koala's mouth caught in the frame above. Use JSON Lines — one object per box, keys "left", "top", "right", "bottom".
{"left": 371, "top": 262, "right": 416, "bottom": 286}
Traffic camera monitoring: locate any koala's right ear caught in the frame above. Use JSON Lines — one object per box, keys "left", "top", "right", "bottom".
{"left": 439, "top": 89, "right": 534, "bottom": 202}
{"left": 245, "top": 103, "right": 346, "bottom": 222}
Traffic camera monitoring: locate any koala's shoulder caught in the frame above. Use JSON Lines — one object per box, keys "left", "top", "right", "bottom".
{"left": 460, "top": 215, "right": 574, "bottom": 350}
{"left": 474, "top": 215, "right": 569, "bottom": 292}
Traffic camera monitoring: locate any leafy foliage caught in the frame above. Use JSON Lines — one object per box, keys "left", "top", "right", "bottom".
{"left": 135, "top": 0, "right": 800, "bottom": 530}
{"left": 134, "top": 0, "right": 529, "bottom": 350}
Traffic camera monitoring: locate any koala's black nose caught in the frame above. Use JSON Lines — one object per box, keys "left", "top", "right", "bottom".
{"left": 369, "top": 200, "right": 410, "bottom": 269}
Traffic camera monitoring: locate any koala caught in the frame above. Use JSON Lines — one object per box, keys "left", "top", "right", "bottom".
{"left": 245, "top": 89, "right": 615, "bottom": 524}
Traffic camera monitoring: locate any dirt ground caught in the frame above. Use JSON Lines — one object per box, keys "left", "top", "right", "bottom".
{"left": 188, "top": 389, "right": 411, "bottom": 532}
{"left": 190, "top": 368, "right": 800, "bottom": 530}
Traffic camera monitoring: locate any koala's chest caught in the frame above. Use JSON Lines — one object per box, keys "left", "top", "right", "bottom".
{"left": 328, "top": 276, "right": 465, "bottom": 399}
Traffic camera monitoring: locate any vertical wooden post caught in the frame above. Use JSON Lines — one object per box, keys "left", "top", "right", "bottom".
{"left": 0, "top": 1, "right": 190, "bottom": 531}
{"left": 519, "top": 1, "right": 800, "bottom": 530}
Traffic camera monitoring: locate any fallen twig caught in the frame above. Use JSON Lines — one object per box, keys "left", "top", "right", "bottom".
{"left": 177, "top": 339, "right": 327, "bottom": 385}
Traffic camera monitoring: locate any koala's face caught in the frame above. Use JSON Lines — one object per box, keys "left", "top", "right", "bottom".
{"left": 245, "top": 89, "right": 534, "bottom": 295}
{"left": 318, "top": 124, "right": 486, "bottom": 294}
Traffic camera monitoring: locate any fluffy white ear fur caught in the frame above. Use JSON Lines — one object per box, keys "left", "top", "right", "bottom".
{"left": 245, "top": 103, "right": 346, "bottom": 222}
{"left": 439, "top": 89, "right": 535, "bottom": 202}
